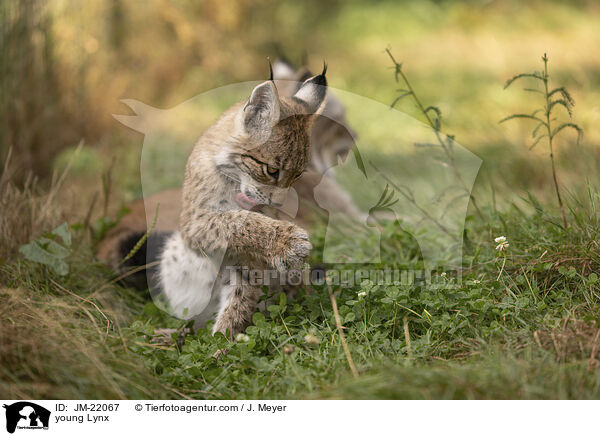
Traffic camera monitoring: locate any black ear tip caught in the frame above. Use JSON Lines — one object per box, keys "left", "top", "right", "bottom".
{"left": 268, "top": 57, "right": 274, "bottom": 81}
{"left": 312, "top": 72, "right": 327, "bottom": 88}
{"left": 309, "top": 60, "right": 327, "bottom": 87}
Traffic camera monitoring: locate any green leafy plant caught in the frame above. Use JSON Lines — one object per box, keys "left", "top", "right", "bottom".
{"left": 366, "top": 183, "right": 398, "bottom": 227}
{"left": 501, "top": 53, "right": 583, "bottom": 229}
{"left": 19, "top": 222, "right": 72, "bottom": 275}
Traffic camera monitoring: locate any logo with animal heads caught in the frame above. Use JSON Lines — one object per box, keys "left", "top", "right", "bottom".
{"left": 3, "top": 402, "right": 50, "bottom": 434}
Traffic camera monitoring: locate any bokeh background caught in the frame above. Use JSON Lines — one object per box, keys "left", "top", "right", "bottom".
{"left": 2, "top": 0, "right": 599, "bottom": 215}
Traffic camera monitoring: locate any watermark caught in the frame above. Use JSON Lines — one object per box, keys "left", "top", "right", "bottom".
{"left": 226, "top": 265, "right": 461, "bottom": 289}
{"left": 114, "top": 62, "right": 481, "bottom": 319}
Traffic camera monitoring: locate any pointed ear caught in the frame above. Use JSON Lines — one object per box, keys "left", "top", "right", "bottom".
{"left": 242, "top": 81, "right": 280, "bottom": 142}
{"left": 292, "top": 69, "right": 327, "bottom": 115}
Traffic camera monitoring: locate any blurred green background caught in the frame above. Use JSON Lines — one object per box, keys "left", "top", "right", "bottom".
{"left": 1, "top": 0, "right": 599, "bottom": 212}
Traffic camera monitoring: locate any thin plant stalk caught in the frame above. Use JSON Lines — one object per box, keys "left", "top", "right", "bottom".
{"left": 501, "top": 53, "right": 583, "bottom": 230}
{"left": 385, "top": 48, "right": 484, "bottom": 221}
{"left": 541, "top": 54, "right": 567, "bottom": 229}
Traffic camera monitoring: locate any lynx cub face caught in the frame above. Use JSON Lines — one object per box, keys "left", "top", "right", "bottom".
{"left": 215, "top": 75, "right": 327, "bottom": 211}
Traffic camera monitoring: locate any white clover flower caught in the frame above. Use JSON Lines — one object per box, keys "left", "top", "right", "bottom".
{"left": 472, "top": 279, "right": 481, "bottom": 284}
{"left": 494, "top": 236, "right": 509, "bottom": 251}
{"left": 496, "top": 242, "right": 509, "bottom": 251}
{"left": 358, "top": 291, "right": 367, "bottom": 298}
{"left": 440, "top": 272, "right": 447, "bottom": 278}
{"left": 235, "top": 333, "right": 250, "bottom": 343}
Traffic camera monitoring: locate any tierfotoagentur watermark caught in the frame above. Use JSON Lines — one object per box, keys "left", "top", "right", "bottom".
{"left": 114, "top": 74, "right": 481, "bottom": 319}
{"left": 226, "top": 265, "right": 461, "bottom": 289}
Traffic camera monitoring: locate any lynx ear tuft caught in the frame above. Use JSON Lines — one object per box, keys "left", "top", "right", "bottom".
{"left": 292, "top": 68, "right": 327, "bottom": 115}
{"left": 243, "top": 81, "right": 280, "bottom": 142}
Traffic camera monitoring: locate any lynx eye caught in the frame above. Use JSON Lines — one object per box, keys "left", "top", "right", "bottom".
{"left": 264, "top": 165, "right": 279, "bottom": 179}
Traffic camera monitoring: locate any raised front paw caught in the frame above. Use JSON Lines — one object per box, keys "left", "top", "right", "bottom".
{"left": 272, "top": 226, "right": 312, "bottom": 273}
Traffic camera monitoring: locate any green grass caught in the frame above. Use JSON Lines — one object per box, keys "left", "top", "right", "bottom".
{"left": 0, "top": 253, "right": 172, "bottom": 399}
{"left": 4, "top": 183, "right": 599, "bottom": 399}
{"left": 117, "top": 196, "right": 600, "bottom": 399}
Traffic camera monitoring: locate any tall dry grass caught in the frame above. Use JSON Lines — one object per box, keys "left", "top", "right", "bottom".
{"left": 0, "top": 148, "right": 65, "bottom": 260}
{"left": 0, "top": 147, "right": 171, "bottom": 399}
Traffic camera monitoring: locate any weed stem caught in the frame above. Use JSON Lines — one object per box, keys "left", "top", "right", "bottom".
{"left": 328, "top": 285, "right": 359, "bottom": 379}
{"left": 542, "top": 54, "right": 568, "bottom": 229}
